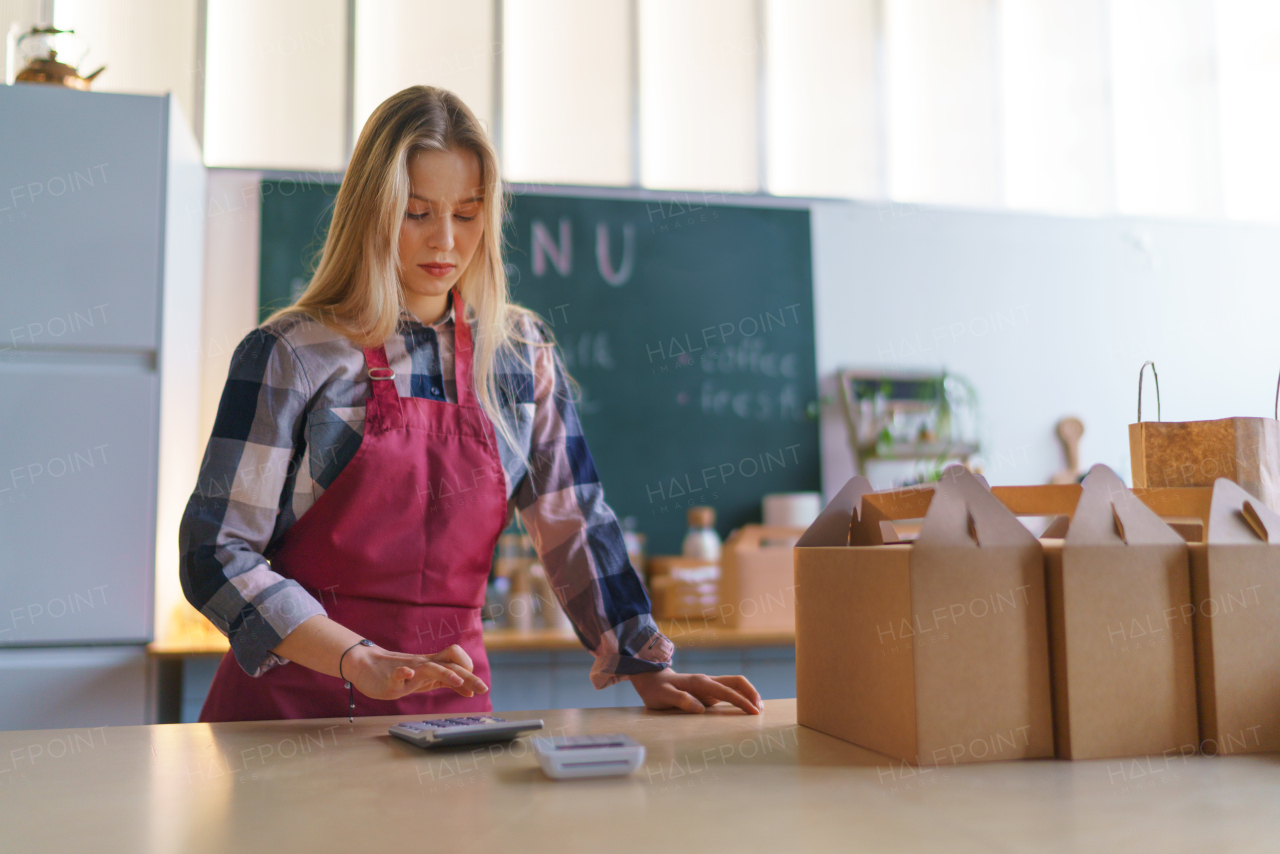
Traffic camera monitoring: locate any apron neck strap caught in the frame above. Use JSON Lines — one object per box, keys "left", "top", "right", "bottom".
{"left": 362, "top": 288, "right": 477, "bottom": 411}
{"left": 361, "top": 343, "right": 403, "bottom": 422}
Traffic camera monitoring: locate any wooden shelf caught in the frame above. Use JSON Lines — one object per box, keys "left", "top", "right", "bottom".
{"left": 148, "top": 635, "right": 230, "bottom": 658}
{"left": 859, "top": 441, "right": 980, "bottom": 461}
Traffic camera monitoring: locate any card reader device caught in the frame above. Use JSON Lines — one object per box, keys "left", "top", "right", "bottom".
{"left": 532, "top": 734, "right": 646, "bottom": 779}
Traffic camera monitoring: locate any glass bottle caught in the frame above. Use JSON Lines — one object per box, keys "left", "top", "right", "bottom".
{"left": 682, "top": 506, "right": 721, "bottom": 562}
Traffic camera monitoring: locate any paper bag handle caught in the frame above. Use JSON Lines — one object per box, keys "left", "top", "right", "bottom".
{"left": 1137, "top": 361, "right": 1161, "bottom": 422}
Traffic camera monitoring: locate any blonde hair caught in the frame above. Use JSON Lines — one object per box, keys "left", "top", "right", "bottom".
{"left": 264, "top": 85, "right": 544, "bottom": 453}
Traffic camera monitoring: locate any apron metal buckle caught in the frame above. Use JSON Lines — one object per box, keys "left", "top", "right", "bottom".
{"left": 368, "top": 367, "right": 396, "bottom": 380}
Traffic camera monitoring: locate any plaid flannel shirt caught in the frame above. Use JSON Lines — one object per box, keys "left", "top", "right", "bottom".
{"left": 178, "top": 299, "right": 673, "bottom": 688}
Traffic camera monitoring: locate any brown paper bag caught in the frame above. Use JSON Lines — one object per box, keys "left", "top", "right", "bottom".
{"left": 1047, "top": 464, "right": 1198, "bottom": 760}
{"left": 795, "top": 467, "right": 1054, "bottom": 765}
{"left": 1189, "top": 477, "right": 1280, "bottom": 755}
{"left": 1128, "top": 361, "right": 1280, "bottom": 512}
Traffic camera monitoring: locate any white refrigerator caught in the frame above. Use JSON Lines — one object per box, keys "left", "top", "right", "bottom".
{"left": 0, "top": 83, "right": 204, "bottom": 729}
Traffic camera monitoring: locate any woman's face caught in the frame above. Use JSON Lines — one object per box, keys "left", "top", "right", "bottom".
{"left": 398, "top": 147, "right": 485, "bottom": 302}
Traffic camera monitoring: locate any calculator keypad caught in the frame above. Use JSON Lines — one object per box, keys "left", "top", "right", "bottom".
{"left": 401, "top": 716, "right": 506, "bottom": 731}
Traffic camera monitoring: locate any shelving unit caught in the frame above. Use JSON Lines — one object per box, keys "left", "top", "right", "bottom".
{"left": 836, "top": 369, "right": 980, "bottom": 480}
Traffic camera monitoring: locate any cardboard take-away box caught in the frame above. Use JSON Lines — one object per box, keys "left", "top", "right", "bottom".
{"left": 875, "top": 470, "right": 1205, "bottom": 761}
{"left": 1044, "top": 464, "right": 1199, "bottom": 760}
{"left": 718, "top": 525, "right": 803, "bottom": 630}
{"left": 647, "top": 556, "right": 720, "bottom": 621}
{"left": 795, "top": 467, "right": 1055, "bottom": 766}
{"left": 1189, "top": 478, "right": 1280, "bottom": 755}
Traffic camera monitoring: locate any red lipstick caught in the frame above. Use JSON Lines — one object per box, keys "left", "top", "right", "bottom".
{"left": 419, "top": 263, "right": 456, "bottom": 278}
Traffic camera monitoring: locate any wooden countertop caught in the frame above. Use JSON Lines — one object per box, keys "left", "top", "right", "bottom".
{"left": 147, "top": 619, "right": 795, "bottom": 658}
{"left": 4, "top": 699, "right": 1278, "bottom": 853}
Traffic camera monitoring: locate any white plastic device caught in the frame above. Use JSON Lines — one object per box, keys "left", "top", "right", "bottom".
{"left": 532, "top": 734, "right": 646, "bottom": 779}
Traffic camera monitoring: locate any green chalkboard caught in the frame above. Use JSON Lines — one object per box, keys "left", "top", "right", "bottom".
{"left": 258, "top": 180, "right": 340, "bottom": 322}
{"left": 259, "top": 184, "right": 820, "bottom": 554}
{"left": 504, "top": 192, "right": 819, "bottom": 554}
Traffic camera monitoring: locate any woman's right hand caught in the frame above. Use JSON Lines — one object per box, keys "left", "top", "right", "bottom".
{"left": 346, "top": 642, "right": 489, "bottom": 701}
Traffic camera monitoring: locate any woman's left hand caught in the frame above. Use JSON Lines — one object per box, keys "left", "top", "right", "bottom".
{"left": 629, "top": 669, "right": 762, "bottom": 715}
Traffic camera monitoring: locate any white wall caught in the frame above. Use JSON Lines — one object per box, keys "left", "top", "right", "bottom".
{"left": 204, "top": 0, "right": 348, "bottom": 169}
{"left": 53, "top": 0, "right": 200, "bottom": 129}
{"left": 157, "top": 169, "right": 262, "bottom": 638}
{"left": 153, "top": 97, "right": 207, "bottom": 641}
{"left": 811, "top": 199, "right": 1280, "bottom": 498}
{"left": 198, "top": 169, "right": 262, "bottom": 448}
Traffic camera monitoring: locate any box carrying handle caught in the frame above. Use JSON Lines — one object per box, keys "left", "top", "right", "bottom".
{"left": 1137, "top": 360, "right": 1161, "bottom": 423}
{"left": 914, "top": 466, "right": 1037, "bottom": 548}
{"left": 1068, "top": 464, "right": 1184, "bottom": 546}
{"left": 1242, "top": 501, "right": 1269, "bottom": 542}
{"left": 850, "top": 466, "right": 1036, "bottom": 547}
{"left": 1206, "top": 476, "right": 1280, "bottom": 544}
{"left": 1112, "top": 504, "right": 1127, "bottom": 544}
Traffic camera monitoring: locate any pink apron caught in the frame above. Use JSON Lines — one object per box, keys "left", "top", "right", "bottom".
{"left": 199, "top": 290, "right": 508, "bottom": 722}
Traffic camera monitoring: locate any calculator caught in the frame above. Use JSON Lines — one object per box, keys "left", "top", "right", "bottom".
{"left": 388, "top": 715, "right": 544, "bottom": 749}
{"left": 532, "top": 734, "right": 646, "bottom": 779}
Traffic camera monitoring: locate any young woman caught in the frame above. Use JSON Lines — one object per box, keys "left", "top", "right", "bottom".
{"left": 180, "top": 85, "right": 762, "bottom": 722}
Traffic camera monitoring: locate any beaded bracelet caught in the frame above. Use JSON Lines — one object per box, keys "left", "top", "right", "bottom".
{"left": 339, "top": 638, "right": 374, "bottom": 722}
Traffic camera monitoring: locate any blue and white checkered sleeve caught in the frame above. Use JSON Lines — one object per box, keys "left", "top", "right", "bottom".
{"left": 513, "top": 323, "right": 674, "bottom": 688}
{"left": 178, "top": 326, "right": 327, "bottom": 677}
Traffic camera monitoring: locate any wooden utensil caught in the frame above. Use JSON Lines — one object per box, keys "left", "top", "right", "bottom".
{"left": 1051, "top": 417, "right": 1085, "bottom": 484}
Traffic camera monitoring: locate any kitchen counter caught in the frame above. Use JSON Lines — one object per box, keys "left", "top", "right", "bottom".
{"left": 4, "top": 699, "right": 1278, "bottom": 853}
